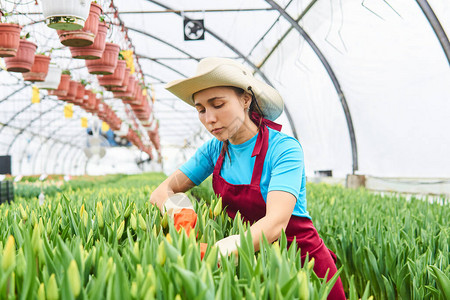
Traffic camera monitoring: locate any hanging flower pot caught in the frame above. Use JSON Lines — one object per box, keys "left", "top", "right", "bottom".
{"left": 0, "top": 23, "right": 22, "bottom": 57}
{"left": 114, "top": 76, "right": 136, "bottom": 100}
{"left": 4, "top": 39, "right": 36, "bottom": 72}
{"left": 48, "top": 73, "right": 71, "bottom": 96}
{"left": 57, "top": 80, "right": 78, "bottom": 102}
{"left": 56, "top": 2, "right": 102, "bottom": 47}
{"left": 69, "top": 21, "right": 108, "bottom": 59}
{"left": 41, "top": 0, "right": 91, "bottom": 30}
{"left": 85, "top": 42, "right": 119, "bottom": 74}
{"left": 97, "top": 60, "right": 126, "bottom": 87}
{"left": 109, "top": 67, "right": 130, "bottom": 91}
{"left": 35, "top": 64, "right": 62, "bottom": 89}
{"left": 74, "top": 82, "right": 85, "bottom": 105}
{"left": 22, "top": 54, "right": 51, "bottom": 82}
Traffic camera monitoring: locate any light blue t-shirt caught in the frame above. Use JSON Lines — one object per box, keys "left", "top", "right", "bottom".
{"left": 179, "top": 127, "right": 310, "bottom": 219}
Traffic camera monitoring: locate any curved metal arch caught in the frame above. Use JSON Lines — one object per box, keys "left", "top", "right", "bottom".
{"left": 71, "top": 150, "right": 85, "bottom": 175}
{"left": 265, "top": 0, "right": 358, "bottom": 173}
{"left": 63, "top": 147, "right": 80, "bottom": 175}
{"left": 7, "top": 100, "right": 62, "bottom": 154}
{"left": 31, "top": 133, "right": 84, "bottom": 175}
{"left": 18, "top": 115, "right": 69, "bottom": 173}
{"left": 136, "top": 53, "right": 189, "bottom": 78}
{"left": 145, "top": 0, "right": 299, "bottom": 140}
{"left": 416, "top": 0, "right": 450, "bottom": 66}
{"left": 125, "top": 26, "right": 200, "bottom": 61}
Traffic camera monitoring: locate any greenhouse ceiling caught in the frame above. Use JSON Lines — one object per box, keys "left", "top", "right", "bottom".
{"left": 0, "top": 0, "right": 449, "bottom": 177}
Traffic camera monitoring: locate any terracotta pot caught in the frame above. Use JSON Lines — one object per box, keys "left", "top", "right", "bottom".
{"left": 86, "top": 42, "right": 119, "bottom": 75}
{"left": 113, "top": 75, "right": 136, "bottom": 99}
{"left": 58, "top": 80, "right": 78, "bottom": 102}
{"left": 4, "top": 40, "right": 37, "bottom": 72}
{"left": 97, "top": 60, "right": 126, "bottom": 87}
{"left": 83, "top": 89, "right": 98, "bottom": 112}
{"left": 74, "top": 82, "right": 85, "bottom": 105}
{"left": 0, "top": 23, "right": 22, "bottom": 57}
{"left": 110, "top": 67, "right": 130, "bottom": 91}
{"left": 70, "top": 21, "right": 108, "bottom": 59}
{"left": 22, "top": 55, "right": 51, "bottom": 82}
{"left": 56, "top": 2, "right": 102, "bottom": 47}
{"left": 48, "top": 73, "right": 71, "bottom": 96}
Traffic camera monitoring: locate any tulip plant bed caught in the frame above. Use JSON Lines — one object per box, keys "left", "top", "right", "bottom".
{"left": 1, "top": 173, "right": 449, "bottom": 299}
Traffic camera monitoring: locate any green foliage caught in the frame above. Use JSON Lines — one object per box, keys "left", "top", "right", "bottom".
{"left": 1, "top": 174, "right": 448, "bottom": 299}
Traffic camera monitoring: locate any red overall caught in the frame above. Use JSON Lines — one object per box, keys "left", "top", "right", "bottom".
{"left": 212, "top": 115, "right": 346, "bottom": 299}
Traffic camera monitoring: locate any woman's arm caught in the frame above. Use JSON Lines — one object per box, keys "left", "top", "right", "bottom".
{"left": 149, "top": 169, "right": 196, "bottom": 211}
{"left": 249, "top": 190, "right": 296, "bottom": 251}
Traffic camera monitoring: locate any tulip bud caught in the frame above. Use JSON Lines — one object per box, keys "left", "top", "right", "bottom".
{"left": 161, "top": 213, "right": 168, "bottom": 229}
{"left": 68, "top": 260, "right": 81, "bottom": 297}
{"left": 46, "top": 219, "right": 52, "bottom": 236}
{"left": 213, "top": 198, "right": 222, "bottom": 217}
{"left": 130, "top": 281, "right": 137, "bottom": 299}
{"left": 307, "top": 257, "right": 315, "bottom": 271}
{"left": 57, "top": 203, "right": 63, "bottom": 218}
{"left": 19, "top": 204, "right": 28, "bottom": 221}
{"left": 96, "top": 202, "right": 104, "bottom": 228}
{"left": 117, "top": 220, "right": 125, "bottom": 240}
{"left": 138, "top": 214, "right": 147, "bottom": 231}
{"left": 46, "top": 274, "right": 59, "bottom": 300}
{"left": 31, "top": 211, "right": 37, "bottom": 226}
{"left": 133, "top": 242, "right": 140, "bottom": 259}
{"left": 32, "top": 223, "right": 41, "bottom": 255}
{"left": 165, "top": 233, "right": 172, "bottom": 245}
{"left": 130, "top": 213, "right": 137, "bottom": 231}
{"left": 298, "top": 270, "right": 309, "bottom": 300}
{"left": 2, "top": 235, "right": 16, "bottom": 271}
{"left": 156, "top": 241, "right": 166, "bottom": 265}
{"left": 37, "top": 283, "right": 46, "bottom": 300}
{"left": 136, "top": 264, "right": 144, "bottom": 285}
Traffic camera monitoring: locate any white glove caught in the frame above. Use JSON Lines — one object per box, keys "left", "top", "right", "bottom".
{"left": 163, "top": 193, "right": 194, "bottom": 217}
{"left": 215, "top": 235, "right": 240, "bottom": 265}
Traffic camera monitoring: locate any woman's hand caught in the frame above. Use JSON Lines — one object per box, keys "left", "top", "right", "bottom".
{"left": 149, "top": 170, "right": 196, "bottom": 212}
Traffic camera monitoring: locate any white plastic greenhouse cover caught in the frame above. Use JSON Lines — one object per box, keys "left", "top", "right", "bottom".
{"left": 0, "top": 0, "right": 449, "bottom": 179}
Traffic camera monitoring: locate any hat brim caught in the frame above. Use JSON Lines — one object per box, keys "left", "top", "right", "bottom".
{"left": 165, "top": 64, "right": 283, "bottom": 121}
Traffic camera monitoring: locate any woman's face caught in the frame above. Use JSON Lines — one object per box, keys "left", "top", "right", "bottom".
{"left": 193, "top": 86, "right": 253, "bottom": 143}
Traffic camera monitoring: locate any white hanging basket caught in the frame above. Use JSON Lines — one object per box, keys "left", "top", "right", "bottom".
{"left": 35, "top": 64, "right": 62, "bottom": 90}
{"left": 40, "top": 0, "right": 91, "bottom": 30}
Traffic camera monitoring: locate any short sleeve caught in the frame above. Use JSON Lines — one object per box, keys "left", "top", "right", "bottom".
{"left": 179, "top": 138, "right": 220, "bottom": 185}
{"left": 267, "top": 137, "right": 304, "bottom": 199}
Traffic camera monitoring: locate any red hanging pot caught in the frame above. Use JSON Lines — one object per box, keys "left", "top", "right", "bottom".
{"left": 22, "top": 54, "right": 51, "bottom": 82}
{"left": 58, "top": 80, "right": 78, "bottom": 102}
{"left": 113, "top": 75, "right": 135, "bottom": 99}
{"left": 70, "top": 21, "right": 108, "bottom": 60}
{"left": 97, "top": 60, "right": 126, "bottom": 87}
{"left": 85, "top": 42, "right": 119, "bottom": 75}
{"left": 0, "top": 23, "right": 22, "bottom": 57}
{"left": 56, "top": 2, "right": 102, "bottom": 47}
{"left": 110, "top": 67, "right": 130, "bottom": 91}
{"left": 4, "top": 39, "right": 37, "bottom": 72}
{"left": 48, "top": 73, "right": 71, "bottom": 97}
{"left": 74, "top": 82, "right": 85, "bottom": 105}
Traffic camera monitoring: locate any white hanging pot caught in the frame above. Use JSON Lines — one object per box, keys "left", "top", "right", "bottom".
{"left": 40, "top": 0, "right": 91, "bottom": 30}
{"left": 34, "top": 64, "right": 62, "bottom": 90}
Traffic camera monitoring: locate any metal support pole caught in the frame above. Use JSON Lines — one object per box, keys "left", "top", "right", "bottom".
{"left": 265, "top": 0, "right": 358, "bottom": 173}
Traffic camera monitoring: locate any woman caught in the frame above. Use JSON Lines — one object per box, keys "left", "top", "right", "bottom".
{"left": 150, "top": 57, "right": 345, "bottom": 299}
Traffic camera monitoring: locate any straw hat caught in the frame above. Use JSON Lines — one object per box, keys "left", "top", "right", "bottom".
{"left": 165, "top": 57, "right": 284, "bottom": 121}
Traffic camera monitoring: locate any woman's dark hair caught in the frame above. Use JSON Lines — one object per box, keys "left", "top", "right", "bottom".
{"left": 221, "top": 86, "right": 263, "bottom": 162}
